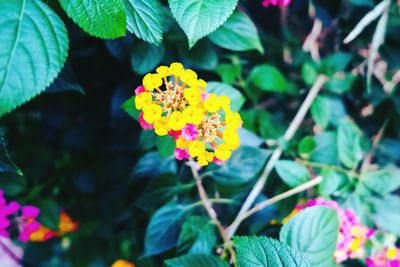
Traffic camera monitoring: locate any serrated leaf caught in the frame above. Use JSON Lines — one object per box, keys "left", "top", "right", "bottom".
{"left": 130, "top": 41, "right": 165, "bottom": 74}
{"left": 209, "top": 11, "right": 263, "bottom": 53}
{"left": 59, "top": 0, "right": 126, "bottom": 39}
{"left": 280, "top": 206, "right": 339, "bottom": 267}
{"left": 145, "top": 203, "right": 189, "bottom": 256}
{"left": 337, "top": 118, "right": 363, "bottom": 169}
{"left": 206, "top": 82, "right": 245, "bottom": 112}
{"left": 168, "top": 0, "right": 238, "bottom": 48}
{"left": 124, "top": 0, "right": 164, "bottom": 45}
{"left": 165, "top": 254, "right": 229, "bottom": 267}
{"left": 0, "top": 0, "right": 68, "bottom": 116}
{"left": 178, "top": 216, "right": 216, "bottom": 255}
{"left": 275, "top": 160, "right": 310, "bottom": 187}
{"left": 247, "top": 64, "right": 288, "bottom": 93}
{"left": 234, "top": 236, "right": 310, "bottom": 267}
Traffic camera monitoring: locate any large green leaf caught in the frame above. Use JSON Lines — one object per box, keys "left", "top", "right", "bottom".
{"left": 206, "top": 82, "right": 245, "bottom": 112}
{"left": 124, "top": 0, "right": 164, "bottom": 45}
{"left": 165, "top": 254, "right": 229, "bottom": 267}
{"left": 247, "top": 64, "right": 288, "bottom": 93}
{"left": 145, "top": 203, "right": 189, "bottom": 255}
{"left": 275, "top": 160, "right": 310, "bottom": 187}
{"left": 209, "top": 11, "right": 263, "bottom": 53}
{"left": 361, "top": 165, "right": 400, "bottom": 195}
{"left": 168, "top": 0, "right": 238, "bottom": 48}
{"left": 59, "top": 0, "right": 126, "bottom": 39}
{"left": 0, "top": 0, "right": 68, "bottom": 116}
{"left": 280, "top": 206, "right": 339, "bottom": 267}
{"left": 178, "top": 216, "right": 216, "bottom": 254}
{"left": 130, "top": 41, "right": 165, "bottom": 74}
{"left": 234, "top": 236, "right": 310, "bottom": 267}
{"left": 337, "top": 118, "right": 363, "bottom": 169}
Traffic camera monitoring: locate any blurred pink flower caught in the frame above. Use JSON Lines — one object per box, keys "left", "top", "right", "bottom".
{"left": 138, "top": 112, "right": 154, "bottom": 130}
{"left": 174, "top": 148, "right": 190, "bottom": 160}
{"left": 181, "top": 124, "right": 199, "bottom": 141}
{"left": 262, "top": 0, "right": 292, "bottom": 7}
{"left": 366, "top": 247, "right": 400, "bottom": 267}
{"left": 134, "top": 85, "right": 145, "bottom": 95}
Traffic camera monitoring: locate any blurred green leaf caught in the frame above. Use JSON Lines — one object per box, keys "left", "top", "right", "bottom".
{"left": 139, "top": 130, "right": 157, "bottom": 150}
{"left": 311, "top": 96, "right": 346, "bottom": 129}
{"left": 179, "top": 40, "right": 218, "bottom": 70}
{"left": 369, "top": 195, "right": 400, "bottom": 235}
{"left": 145, "top": 203, "right": 189, "bottom": 256}
{"left": 275, "top": 160, "right": 310, "bottom": 187}
{"left": 178, "top": 216, "right": 216, "bottom": 255}
{"left": 247, "top": 64, "right": 288, "bottom": 93}
{"left": 59, "top": 0, "right": 126, "bottom": 38}
{"left": 169, "top": 0, "right": 238, "bottom": 48}
{"left": 350, "top": 0, "right": 373, "bottom": 6}
{"left": 131, "top": 42, "right": 165, "bottom": 74}
{"left": 321, "top": 52, "right": 353, "bottom": 76}
{"left": 234, "top": 236, "right": 310, "bottom": 267}
{"left": 325, "top": 74, "right": 356, "bottom": 94}
{"left": 298, "top": 136, "right": 316, "bottom": 159}
{"left": 165, "top": 254, "right": 229, "bottom": 267}
{"left": 209, "top": 146, "right": 271, "bottom": 186}
{"left": 301, "top": 62, "right": 319, "bottom": 86}
{"left": 216, "top": 64, "right": 241, "bottom": 85}
{"left": 0, "top": 0, "right": 68, "bottom": 116}
{"left": 280, "top": 206, "right": 339, "bottom": 267}
{"left": 37, "top": 199, "right": 60, "bottom": 230}
{"left": 121, "top": 96, "right": 140, "bottom": 120}
{"left": 361, "top": 165, "right": 400, "bottom": 195}
{"left": 209, "top": 11, "right": 263, "bottom": 53}
{"left": 124, "top": 0, "right": 164, "bottom": 45}
{"left": 311, "top": 132, "right": 339, "bottom": 165}
{"left": 337, "top": 118, "right": 363, "bottom": 169}
{"left": 318, "top": 169, "right": 349, "bottom": 197}
{"left": 156, "top": 135, "right": 175, "bottom": 158}
{"left": 206, "top": 82, "right": 245, "bottom": 112}
{"left": 131, "top": 151, "right": 177, "bottom": 179}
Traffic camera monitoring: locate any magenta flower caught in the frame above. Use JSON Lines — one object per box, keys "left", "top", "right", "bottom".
{"left": 174, "top": 148, "right": 190, "bottom": 160}
{"left": 366, "top": 247, "right": 400, "bottom": 267}
{"left": 18, "top": 205, "right": 41, "bottom": 242}
{"left": 168, "top": 130, "right": 181, "bottom": 141}
{"left": 212, "top": 157, "right": 224, "bottom": 165}
{"left": 181, "top": 124, "right": 199, "bottom": 141}
{"left": 135, "top": 85, "right": 145, "bottom": 95}
{"left": 262, "top": 0, "right": 292, "bottom": 7}
{"left": 138, "top": 112, "right": 154, "bottom": 130}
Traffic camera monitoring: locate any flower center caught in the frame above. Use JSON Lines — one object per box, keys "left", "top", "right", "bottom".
{"left": 153, "top": 80, "right": 187, "bottom": 113}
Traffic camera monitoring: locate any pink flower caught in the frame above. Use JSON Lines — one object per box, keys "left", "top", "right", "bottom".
{"left": 366, "top": 247, "right": 400, "bottom": 267}
{"left": 22, "top": 206, "right": 40, "bottom": 218}
{"left": 18, "top": 205, "right": 41, "bottom": 242}
{"left": 181, "top": 124, "right": 199, "bottom": 141}
{"left": 174, "top": 148, "right": 190, "bottom": 160}
{"left": 168, "top": 130, "right": 181, "bottom": 141}
{"left": 262, "top": 0, "right": 291, "bottom": 7}
{"left": 138, "top": 112, "right": 153, "bottom": 130}
{"left": 213, "top": 157, "right": 224, "bottom": 165}
{"left": 135, "top": 85, "right": 145, "bottom": 95}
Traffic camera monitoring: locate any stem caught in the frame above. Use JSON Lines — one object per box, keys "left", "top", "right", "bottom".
{"left": 227, "top": 176, "right": 323, "bottom": 227}
{"left": 187, "top": 159, "right": 237, "bottom": 265}
{"left": 0, "top": 238, "right": 22, "bottom": 265}
{"left": 226, "top": 75, "right": 328, "bottom": 239}
{"left": 296, "top": 159, "right": 357, "bottom": 177}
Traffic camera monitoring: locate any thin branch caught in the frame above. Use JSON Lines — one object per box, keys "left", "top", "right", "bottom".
{"left": 187, "top": 159, "right": 237, "bottom": 264}
{"left": 0, "top": 238, "right": 22, "bottom": 266}
{"left": 296, "top": 159, "right": 358, "bottom": 177}
{"left": 226, "top": 75, "right": 328, "bottom": 239}
{"left": 227, "top": 176, "right": 323, "bottom": 228}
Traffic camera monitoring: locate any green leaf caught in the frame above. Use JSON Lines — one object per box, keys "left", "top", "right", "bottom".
{"left": 0, "top": 0, "right": 69, "bottom": 116}
{"left": 325, "top": 74, "right": 356, "bottom": 94}
{"left": 209, "top": 146, "right": 271, "bottom": 186}
{"left": 178, "top": 40, "right": 218, "bottom": 71}
{"left": 280, "top": 206, "right": 339, "bottom": 267}
{"left": 156, "top": 135, "right": 175, "bottom": 158}
{"left": 369, "top": 195, "right": 400, "bottom": 235}
{"left": 37, "top": 199, "right": 60, "bottom": 230}
{"left": 168, "top": 0, "right": 238, "bottom": 48}
{"left": 131, "top": 152, "right": 177, "bottom": 179}
{"left": 361, "top": 165, "right": 400, "bottom": 195}
{"left": 130, "top": 41, "right": 165, "bottom": 74}
{"left": 121, "top": 96, "right": 140, "bottom": 120}
{"left": 311, "top": 96, "right": 346, "bottom": 129}
{"left": 0, "top": 136, "right": 22, "bottom": 175}
{"left": 311, "top": 132, "right": 339, "bottom": 165}
{"left": 298, "top": 136, "right": 316, "bottom": 159}
{"left": 321, "top": 52, "right": 353, "bottom": 76}
{"left": 350, "top": 0, "right": 374, "bottom": 6}
{"left": 165, "top": 254, "right": 229, "bottom": 267}
{"left": 247, "top": 64, "right": 288, "bottom": 93}
{"left": 318, "top": 169, "right": 349, "bottom": 197}
{"left": 206, "top": 82, "right": 245, "bottom": 112}
{"left": 145, "top": 203, "right": 189, "bottom": 256}
{"left": 275, "top": 160, "right": 310, "bottom": 187}
{"left": 209, "top": 11, "right": 263, "bottom": 53}
{"left": 216, "top": 64, "right": 241, "bottom": 85}
{"left": 301, "top": 62, "right": 318, "bottom": 86}
{"left": 124, "top": 0, "right": 164, "bottom": 45}
{"left": 234, "top": 236, "right": 310, "bottom": 267}
{"left": 59, "top": 0, "right": 126, "bottom": 39}
{"left": 337, "top": 118, "right": 363, "bottom": 169}
{"left": 178, "top": 216, "right": 216, "bottom": 255}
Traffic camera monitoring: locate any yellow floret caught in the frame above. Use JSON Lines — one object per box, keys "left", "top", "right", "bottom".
{"left": 203, "top": 94, "right": 220, "bottom": 113}
{"left": 176, "top": 136, "right": 190, "bottom": 149}
{"left": 181, "top": 69, "right": 198, "bottom": 86}
{"left": 225, "top": 112, "right": 242, "bottom": 129}
{"left": 168, "top": 111, "right": 186, "bottom": 131}
{"left": 183, "top": 106, "right": 203, "bottom": 125}
{"left": 188, "top": 140, "right": 205, "bottom": 157}
{"left": 169, "top": 62, "right": 184, "bottom": 76}
{"left": 142, "top": 73, "right": 163, "bottom": 91}
{"left": 197, "top": 79, "right": 207, "bottom": 88}
{"left": 223, "top": 128, "right": 240, "bottom": 149}
{"left": 142, "top": 104, "right": 162, "bottom": 124}
{"left": 184, "top": 87, "right": 202, "bottom": 106}
{"left": 156, "top": 66, "right": 171, "bottom": 77}
{"left": 219, "top": 95, "right": 231, "bottom": 112}
{"left": 386, "top": 248, "right": 398, "bottom": 260}
{"left": 134, "top": 92, "right": 152, "bottom": 110}
{"left": 215, "top": 144, "right": 232, "bottom": 161}
{"left": 154, "top": 117, "right": 170, "bottom": 136}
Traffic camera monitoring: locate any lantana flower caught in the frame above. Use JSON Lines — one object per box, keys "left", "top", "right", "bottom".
{"left": 262, "top": 0, "right": 292, "bottom": 7}
{"left": 366, "top": 247, "right": 400, "bottom": 267}
{"left": 134, "top": 62, "right": 242, "bottom": 166}
{"left": 111, "top": 259, "right": 135, "bottom": 267}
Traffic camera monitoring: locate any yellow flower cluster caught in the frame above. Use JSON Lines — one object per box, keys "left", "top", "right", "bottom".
{"left": 134, "top": 62, "right": 242, "bottom": 166}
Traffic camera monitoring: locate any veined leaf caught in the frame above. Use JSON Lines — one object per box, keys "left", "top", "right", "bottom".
{"left": 0, "top": 0, "right": 68, "bottom": 116}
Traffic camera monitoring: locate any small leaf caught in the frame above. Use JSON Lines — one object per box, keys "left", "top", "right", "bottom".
{"left": 301, "top": 62, "right": 318, "bottom": 86}
{"left": 298, "top": 136, "right": 316, "bottom": 159}
{"left": 361, "top": 165, "right": 400, "bottom": 195}
{"left": 121, "top": 96, "right": 140, "bottom": 120}
{"left": 280, "top": 206, "right": 339, "bottom": 267}
{"left": 209, "top": 147, "right": 271, "bottom": 186}
{"left": 311, "top": 132, "right": 339, "bottom": 165}
{"left": 131, "top": 41, "right": 165, "bottom": 74}
{"left": 209, "top": 11, "right": 263, "bottom": 53}
{"left": 318, "top": 169, "right": 349, "bottom": 197}
{"left": 168, "top": 0, "right": 238, "bottom": 48}
{"left": 216, "top": 64, "right": 241, "bottom": 85}
{"left": 156, "top": 135, "right": 176, "bottom": 158}
{"left": 59, "top": 0, "right": 126, "bottom": 39}
{"left": 145, "top": 203, "right": 189, "bottom": 256}
{"left": 0, "top": 136, "right": 22, "bottom": 175}
{"left": 124, "top": 0, "right": 164, "bottom": 45}
{"left": 325, "top": 74, "right": 356, "bottom": 94}
{"left": 0, "top": 0, "right": 69, "bottom": 116}
{"left": 247, "top": 65, "right": 288, "bottom": 93}
{"left": 206, "top": 82, "right": 245, "bottom": 112}
{"left": 321, "top": 52, "right": 353, "bottom": 76}
{"left": 275, "top": 160, "right": 310, "bottom": 187}
{"left": 178, "top": 216, "right": 216, "bottom": 255}
{"left": 37, "top": 199, "right": 60, "bottom": 230}
{"left": 165, "top": 254, "right": 229, "bottom": 267}
{"left": 337, "top": 118, "right": 363, "bottom": 169}
{"left": 311, "top": 96, "right": 346, "bottom": 129}
{"left": 234, "top": 236, "right": 310, "bottom": 267}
